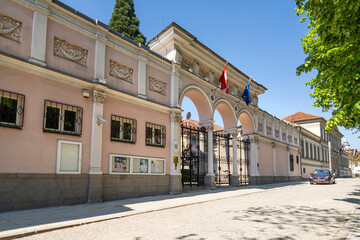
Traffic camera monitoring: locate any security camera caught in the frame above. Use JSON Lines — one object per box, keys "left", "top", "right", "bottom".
{"left": 97, "top": 116, "right": 107, "bottom": 125}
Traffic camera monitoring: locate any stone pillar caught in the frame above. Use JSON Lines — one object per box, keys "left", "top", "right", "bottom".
{"left": 138, "top": 52, "right": 147, "bottom": 99}
{"left": 88, "top": 90, "right": 106, "bottom": 203}
{"left": 280, "top": 127, "right": 283, "bottom": 142}
{"left": 249, "top": 135, "right": 259, "bottom": 185}
{"left": 298, "top": 149, "right": 302, "bottom": 179}
{"left": 230, "top": 131, "right": 240, "bottom": 187}
{"left": 202, "top": 121, "right": 215, "bottom": 189}
{"left": 29, "top": 1, "right": 49, "bottom": 66}
{"left": 169, "top": 111, "right": 183, "bottom": 194}
{"left": 272, "top": 123, "right": 275, "bottom": 139}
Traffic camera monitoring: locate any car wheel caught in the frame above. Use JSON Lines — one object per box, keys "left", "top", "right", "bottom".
{"left": 310, "top": 182, "right": 313, "bottom": 185}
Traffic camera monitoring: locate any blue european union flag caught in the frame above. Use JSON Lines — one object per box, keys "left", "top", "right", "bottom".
{"left": 241, "top": 81, "right": 251, "bottom": 105}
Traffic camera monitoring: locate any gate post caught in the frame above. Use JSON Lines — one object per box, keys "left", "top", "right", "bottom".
{"left": 169, "top": 111, "right": 183, "bottom": 194}
{"left": 227, "top": 130, "right": 240, "bottom": 187}
{"left": 249, "top": 135, "right": 259, "bottom": 185}
{"left": 201, "top": 121, "right": 216, "bottom": 189}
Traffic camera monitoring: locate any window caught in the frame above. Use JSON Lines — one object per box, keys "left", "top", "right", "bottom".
{"left": 258, "top": 123, "right": 263, "bottom": 132}
{"left": 56, "top": 140, "right": 82, "bottom": 174}
{"left": 288, "top": 135, "right": 292, "bottom": 143}
{"left": 282, "top": 133, "right": 286, "bottom": 141}
{"left": 0, "top": 89, "right": 25, "bottom": 128}
{"left": 296, "top": 155, "right": 299, "bottom": 164}
{"left": 290, "top": 154, "right": 294, "bottom": 171}
{"left": 109, "top": 154, "right": 165, "bottom": 175}
{"left": 303, "top": 168, "right": 306, "bottom": 173}
{"left": 146, "top": 122, "right": 166, "bottom": 147}
{"left": 294, "top": 137, "right": 298, "bottom": 145}
{"left": 43, "top": 100, "right": 82, "bottom": 135}
{"left": 110, "top": 115, "right": 136, "bottom": 143}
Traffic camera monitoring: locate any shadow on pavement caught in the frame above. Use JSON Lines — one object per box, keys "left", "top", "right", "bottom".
{"left": 0, "top": 181, "right": 306, "bottom": 234}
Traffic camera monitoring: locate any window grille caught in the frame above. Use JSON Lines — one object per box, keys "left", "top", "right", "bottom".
{"left": 111, "top": 115, "right": 136, "bottom": 143}
{"left": 43, "top": 100, "right": 82, "bottom": 136}
{"left": 0, "top": 89, "right": 25, "bottom": 128}
{"left": 146, "top": 122, "right": 166, "bottom": 147}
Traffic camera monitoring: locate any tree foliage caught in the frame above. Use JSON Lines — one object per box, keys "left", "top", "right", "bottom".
{"left": 109, "top": 0, "right": 146, "bottom": 44}
{"left": 296, "top": 0, "right": 360, "bottom": 133}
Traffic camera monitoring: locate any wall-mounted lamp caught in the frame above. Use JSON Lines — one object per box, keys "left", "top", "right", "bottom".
{"left": 97, "top": 116, "right": 107, "bottom": 125}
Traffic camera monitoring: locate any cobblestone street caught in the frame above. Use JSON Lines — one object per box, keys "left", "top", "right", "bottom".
{"left": 13, "top": 179, "right": 359, "bottom": 240}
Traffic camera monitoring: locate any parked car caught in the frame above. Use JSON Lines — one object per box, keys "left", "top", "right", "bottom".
{"left": 309, "top": 169, "right": 335, "bottom": 184}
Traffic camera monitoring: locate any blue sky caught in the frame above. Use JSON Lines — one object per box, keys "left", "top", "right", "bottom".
{"left": 62, "top": 0, "right": 359, "bottom": 150}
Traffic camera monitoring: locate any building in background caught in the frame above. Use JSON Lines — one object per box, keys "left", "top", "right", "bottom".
{"left": 283, "top": 112, "right": 350, "bottom": 177}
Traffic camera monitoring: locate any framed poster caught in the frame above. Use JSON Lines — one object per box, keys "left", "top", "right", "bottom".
{"left": 151, "top": 159, "right": 165, "bottom": 174}
{"left": 133, "top": 158, "right": 149, "bottom": 173}
{"left": 111, "top": 156, "right": 130, "bottom": 173}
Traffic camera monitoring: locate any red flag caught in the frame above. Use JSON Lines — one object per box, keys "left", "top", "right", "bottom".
{"left": 219, "top": 63, "right": 229, "bottom": 94}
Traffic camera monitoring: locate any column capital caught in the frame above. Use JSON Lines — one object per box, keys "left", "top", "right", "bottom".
{"left": 287, "top": 146, "right": 290, "bottom": 152}
{"left": 93, "top": 89, "right": 107, "bottom": 103}
{"left": 249, "top": 135, "right": 259, "bottom": 143}
{"left": 199, "top": 120, "right": 214, "bottom": 131}
{"left": 272, "top": 142, "right": 276, "bottom": 148}
{"left": 223, "top": 128, "right": 238, "bottom": 136}
{"left": 170, "top": 111, "right": 182, "bottom": 123}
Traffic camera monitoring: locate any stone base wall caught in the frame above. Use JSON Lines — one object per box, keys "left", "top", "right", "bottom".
{"left": 102, "top": 174, "right": 170, "bottom": 201}
{"left": 249, "top": 176, "right": 302, "bottom": 185}
{"left": 0, "top": 174, "right": 89, "bottom": 212}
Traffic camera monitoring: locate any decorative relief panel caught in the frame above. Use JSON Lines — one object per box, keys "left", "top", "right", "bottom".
{"left": 0, "top": 13, "right": 22, "bottom": 42}
{"left": 200, "top": 68, "right": 208, "bottom": 78}
{"left": 182, "top": 59, "right": 192, "bottom": 69}
{"left": 149, "top": 77, "right": 167, "bottom": 95}
{"left": 258, "top": 123, "right": 263, "bottom": 132}
{"left": 275, "top": 130, "right": 280, "bottom": 138}
{"left": 53, "top": 37, "right": 88, "bottom": 66}
{"left": 109, "top": 60, "right": 133, "bottom": 83}
{"left": 282, "top": 133, "right": 286, "bottom": 141}
{"left": 266, "top": 126, "right": 272, "bottom": 135}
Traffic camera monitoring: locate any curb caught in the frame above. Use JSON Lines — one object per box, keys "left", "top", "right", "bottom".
{"left": 333, "top": 208, "right": 360, "bottom": 240}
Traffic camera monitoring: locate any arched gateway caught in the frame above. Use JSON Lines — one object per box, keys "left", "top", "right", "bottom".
{"left": 148, "top": 23, "right": 302, "bottom": 190}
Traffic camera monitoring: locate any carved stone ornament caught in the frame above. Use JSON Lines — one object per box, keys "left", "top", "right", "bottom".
{"left": 182, "top": 59, "right": 192, "bottom": 69}
{"left": 110, "top": 60, "right": 133, "bottom": 83}
{"left": 275, "top": 130, "right": 280, "bottom": 138}
{"left": 170, "top": 112, "right": 182, "bottom": 123}
{"left": 178, "top": 78, "right": 182, "bottom": 89}
{"left": 258, "top": 123, "right": 263, "bottom": 132}
{"left": 0, "top": 13, "right": 22, "bottom": 42}
{"left": 54, "top": 37, "right": 88, "bottom": 66}
{"left": 149, "top": 77, "right": 167, "bottom": 95}
{"left": 93, "top": 90, "right": 106, "bottom": 103}
{"left": 200, "top": 68, "right": 208, "bottom": 78}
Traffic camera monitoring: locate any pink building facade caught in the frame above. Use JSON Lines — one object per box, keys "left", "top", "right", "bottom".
{"left": 0, "top": 0, "right": 300, "bottom": 212}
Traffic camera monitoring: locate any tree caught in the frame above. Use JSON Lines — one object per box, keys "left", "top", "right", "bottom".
{"left": 295, "top": 0, "right": 360, "bottom": 133}
{"left": 109, "top": 0, "right": 146, "bottom": 44}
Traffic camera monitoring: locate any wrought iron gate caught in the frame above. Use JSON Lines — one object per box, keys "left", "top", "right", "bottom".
{"left": 213, "top": 132, "right": 231, "bottom": 185}
{"left": 181, "top": 124, "right": 207, "bottom": 187}
{"left": 238, "top": 138, "right": 250, "bottom": 185}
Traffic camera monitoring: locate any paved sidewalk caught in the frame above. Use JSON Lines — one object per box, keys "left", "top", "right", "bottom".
{"left": 0, "top": 180, "right": 357, "bottom": 239}
{"left": 0, "top": 181, "right": 305, "bottom": 239}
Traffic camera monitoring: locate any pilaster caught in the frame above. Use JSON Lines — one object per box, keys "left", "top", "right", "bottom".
{"left": 29, "top": 1, "right": 49, "bottom": 66}
{"left": 169, "top": 111, "right": 182, "bottom": 194}
{"left": 94, "top": 31, "right": 106, "bottom": 81}
{"left": 88, "top": 89, "right": 106, "bottom": 203}
{"left": 171, "top": 63, "right": 180, "bottom": 107}
{"left": 272, "top": 142, "right": 277, "bottom": 176}
{"left": 138, "top": 52, "right": 147, "bottom": 99}
{"left": 249, "top": 135, "right": 259, "bottom": 182}
{"left": 287, "top": 146, "right": 290, "bottom": 178}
